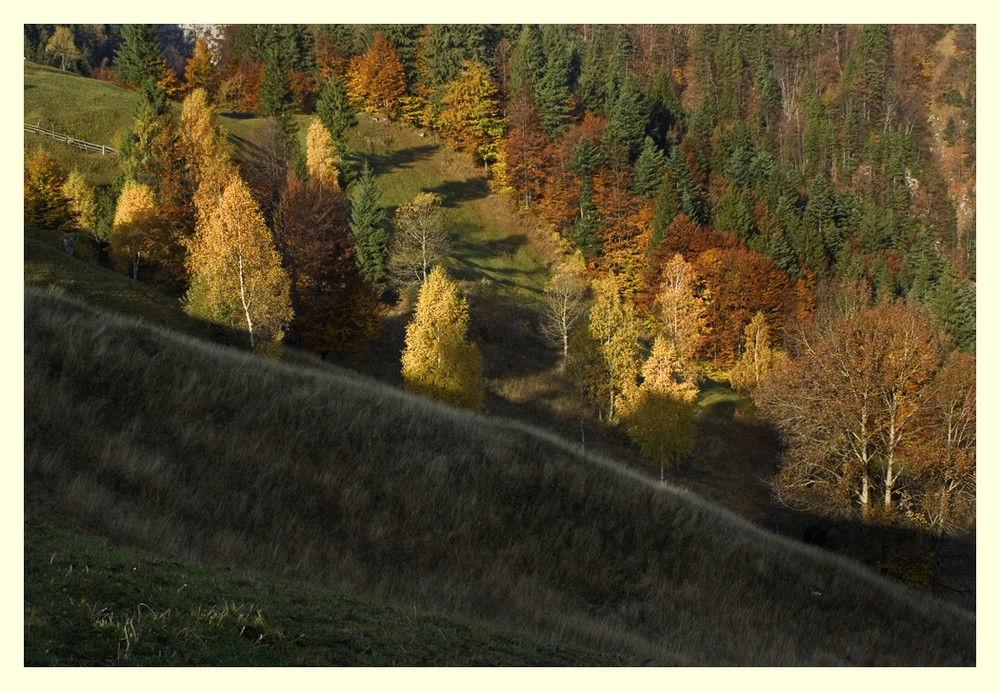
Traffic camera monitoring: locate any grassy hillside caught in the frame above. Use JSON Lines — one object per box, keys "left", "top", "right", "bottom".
{"left": 23, "top": 62, "right": 137, "bottom": 186}
{"left": 24, "top": 515, "right": 623, "bottom": 666}
{"left": 24, "top": 287, "right": 975, "bottom": 665}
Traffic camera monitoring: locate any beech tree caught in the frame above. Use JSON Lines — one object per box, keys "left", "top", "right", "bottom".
{"left": 401, "top": 265, "right": 484, "bottom": 411}
{"left": 388, "top": 192, "right": 450, "bottom": 287}
{"left": 62, "top": 171, "right": 97, "bottom": 236}
{"left": 184, "top": 174, "right": 293, "bottom": 352}
{"left": 109, "top": 180, "right": 161, "bottom": 280}
{"left": 279, "top": 171, "right": 384, "bottom": 355}
{"left": 625, "top": 335, "right": 699, "bottom": 480}
{"left": 504, "top": 93, "right": 548, "bottom": 209}
{"left": 654, "top": 253, "right": 705, "bottom": 378}
{"left": 754, "top": 298, "right": 944, "bottom": 521}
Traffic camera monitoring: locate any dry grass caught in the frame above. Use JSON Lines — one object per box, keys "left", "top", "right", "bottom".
{"left": 23, "top": 287, "right": 975, "bottom": 665}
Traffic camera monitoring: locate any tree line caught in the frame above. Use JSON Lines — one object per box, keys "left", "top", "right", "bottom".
{"left": 24, "top": 23, "right": 975, "bottom": 534}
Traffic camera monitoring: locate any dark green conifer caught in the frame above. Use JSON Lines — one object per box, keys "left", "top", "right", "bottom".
{"left": 350, "top": 160, "right": 389, "bottom": 284}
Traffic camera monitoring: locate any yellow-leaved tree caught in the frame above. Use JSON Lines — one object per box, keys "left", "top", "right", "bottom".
{"left": 625, "top": 335, "right": 699, "bottom": 480}
{"left": 184, "top": 173, "right": 293, "bottom": 353}
{"left": 728, "top": 311, "right": 783, "bottom": 393}
{"left": 305, "top": 117, "right": 340, "bottom": 191}
{"left": 401, "top": 266, "right": 483, "bottom": 411}
{"left": 569, "top": 273, "right": 643, "bottom": 424}
{"left": 655, "top": 252, "right": 705, "bottom": 380}
{"left": 109, "top": 180, "right": 160, "bottom": 280}
{"left": 62, "top": 171, "right": 97, "bottom": 237}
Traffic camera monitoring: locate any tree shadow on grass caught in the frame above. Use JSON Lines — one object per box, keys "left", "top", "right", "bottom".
{"left": 347, "top": 144, "right": 439, "bottom": 177}
{"left": 424, "top": 177, "right": 490, "bottom": 207}
{"left": 449, "top": 231, "right": 546, "bottom": 293}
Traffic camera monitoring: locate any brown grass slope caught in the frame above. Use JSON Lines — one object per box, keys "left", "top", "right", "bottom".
{"left": 24, "top": 288, "right": 975, "bottom": 665}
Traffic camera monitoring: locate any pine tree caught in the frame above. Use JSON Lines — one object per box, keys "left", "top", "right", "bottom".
{"left": 401, "top": 265, "right": 484, "bottom": 411}
{"left": 604, "top": 72, "right": 647, "bottom": 163}
{"left": 259, "top": 41, "right": 294, "bottom": 117}
{"left": 536, "top": 25, "right": 574, "bottom": 140}
{"left": 509, "top": 24, "right": 544, "bottom": 99}
{"left": 184, "top": 174, "right": 293, "bottom": 352}
{"left": 350, "top": 160, "right": 388, "bottom": 284}
{"left": 577, "top": 27, "right": 608, "bottom": 113}
{"left": 114, "top": 24, "right": 167, "bottom": 95}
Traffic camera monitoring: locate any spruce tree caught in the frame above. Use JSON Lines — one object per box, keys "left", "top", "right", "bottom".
{"left": 509, "top": 25, "right": 544, "bottom": 99}
{"left": 350, "top": 160, "right": 388, "bottom": 285}
{"left": 535, "top": 25, "right": 574, "bottom": 140}
{"left": 315, "top": 76, "right": 357, "bottom": 148}
{"left": 632, "top": 137, "right": 666, "bottom": 197}
{"left": 114, "top": 24, "right": 163, "bottom": 93}
{"left": 604, "top": 73, "right": 646, "bottom": 162}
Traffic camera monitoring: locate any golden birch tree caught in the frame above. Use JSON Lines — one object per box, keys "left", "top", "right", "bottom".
{"left": 655, "top": 252, "right": 705, "bottom": 376}
{"left": 625, "top": 335, "right": 699, "bottom": 480}
{"left": 305, "top": 117, "right": 340, "bottom": 191}
{"left": 184, "top": 174, "right": 293, "bottom": 352}
{"left": 729, "top": 311, "right": 784, "bottom": 392}
{"left": 570, "top": 273, "right": 643, "bottom": 424}
{"left": 109, "top": 181, "right": 161, "bottom": 280}
{"left": 401, "top": 265, "right": 483, "bottom": 411}
{"left": 388, "top": 192, "right": 450, "bottom": 287}
{"left": 62, "top": 171, "right": 97, "bottom": 236}
{"left": 539, "top": 259, "right": 588, "bottom": 361}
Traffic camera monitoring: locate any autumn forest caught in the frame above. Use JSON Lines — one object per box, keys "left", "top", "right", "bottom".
{"left": 23, "top": 22, "right": 976, "bottom": 664}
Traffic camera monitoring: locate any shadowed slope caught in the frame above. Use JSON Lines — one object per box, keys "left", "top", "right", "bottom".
{"left": 24, "top": 288, "right": 975, "bottom": 665}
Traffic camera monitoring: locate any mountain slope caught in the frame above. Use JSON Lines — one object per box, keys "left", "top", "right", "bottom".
{"left": 24, "top": 287, "right": 975, "bottom": 665}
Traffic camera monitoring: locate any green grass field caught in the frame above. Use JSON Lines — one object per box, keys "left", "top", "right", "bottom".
{"left": 24, "top": 514, "right": 624, "bottom": 666}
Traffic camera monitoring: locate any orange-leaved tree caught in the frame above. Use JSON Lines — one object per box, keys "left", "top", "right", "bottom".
{"left": 436, "top": 60, "right": 504, "bottom": 168}
{"left": 401, "top": 265, "right": 484, "bottom": 411}
{"left": 347, "top": 31, "right": 406, "bottom": 118}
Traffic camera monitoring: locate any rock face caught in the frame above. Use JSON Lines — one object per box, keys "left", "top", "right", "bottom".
{"left": 157, "top": 24, "right": 228, "bottom": 74}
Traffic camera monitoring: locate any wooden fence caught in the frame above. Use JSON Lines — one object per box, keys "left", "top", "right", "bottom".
{"left": 24, "top": 122, "right": 118, "bottom": 156}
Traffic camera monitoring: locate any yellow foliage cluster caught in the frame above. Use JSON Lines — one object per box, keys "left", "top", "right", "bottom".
{"left": 185, "top": 175, "right": 292, "bottom": 352}
{"left": 401, "top": 266, "right": 483, "bottom": 411}
{"left": 305, "top": 118, "right": 340, "bottom": 191}
{"left": 109, "top": 181, "right": 159, "bottom": 278}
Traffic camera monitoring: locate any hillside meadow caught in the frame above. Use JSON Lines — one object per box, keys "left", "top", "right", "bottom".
{"left": 24, "top": 287, "right": 975, "bottom": 665}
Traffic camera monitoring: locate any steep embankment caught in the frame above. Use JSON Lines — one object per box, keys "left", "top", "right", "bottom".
{"left": 24, "top": 287, "right": 975, "bottom": 665}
